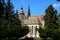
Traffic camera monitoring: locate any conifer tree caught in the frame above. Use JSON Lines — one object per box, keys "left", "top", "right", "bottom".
{"left": 11, "top": 10, "right": 29, "bottom": 39}
{"left": 0, "top": 0, "right": 29, "bottom": 39}
{"left": 57, "top": 0, "right": 60, "bottom": 1}
{"left": 0, "top": 0, "right": 7, "bottom": 39}
{"left": 44, "top": 5, "right": 58, "bottom": 29}
{"left": 39, "top": 5, "right": 59, "bottom": 40}
{"left": 0, "top": 0, "right": 5, "bottom": 18}
{"left": 44, "top": 5, "right": 59, "bottom": 40}
{"left": 15, "top": 9, "right": 18, "bottom": 18}
{"left": 5, "top": 0, "right": 29, "bottom": 39}
{"left": 58, "top": 13, "right": 60, "bottom": 26}
{"left": 5, "top": 0, "right": 14, "bottom": 20}
{"left": 58, "top": 13, "right": 60, "bottom": 20}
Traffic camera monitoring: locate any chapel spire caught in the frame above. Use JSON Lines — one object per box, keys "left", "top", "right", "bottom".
{"left": 27, "top": 5, "right": 31, "bottom": 17}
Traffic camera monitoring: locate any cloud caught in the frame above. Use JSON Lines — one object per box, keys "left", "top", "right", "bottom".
{"left": 53, "top": 2, "right": 60, "bottom": 7}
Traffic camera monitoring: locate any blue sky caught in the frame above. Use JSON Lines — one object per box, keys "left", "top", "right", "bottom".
{"left": 11, "top": 0, "right": 60, "bottom": 16}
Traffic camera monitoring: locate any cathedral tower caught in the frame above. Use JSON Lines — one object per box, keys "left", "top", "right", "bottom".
{"left": 19, "top": 7, "right": 25, "bottom": 26}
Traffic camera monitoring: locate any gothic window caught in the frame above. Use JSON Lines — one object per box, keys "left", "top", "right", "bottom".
{"left": 35, "top": 26, "right": 37, "bottom": 35}
{"left": 32, "top": 26, "right": 33, "bottom": 34}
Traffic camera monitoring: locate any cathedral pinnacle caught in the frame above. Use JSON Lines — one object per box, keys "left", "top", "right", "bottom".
{"left": 28, "top": 5, "right": 31, "bottom": 17}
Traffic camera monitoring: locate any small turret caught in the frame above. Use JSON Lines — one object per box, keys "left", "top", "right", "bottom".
{"left": 20, "top": 7, "right": 24, "bottom": 15}
{"left": 19, "top": 6, "right": 25, "bottom": 26}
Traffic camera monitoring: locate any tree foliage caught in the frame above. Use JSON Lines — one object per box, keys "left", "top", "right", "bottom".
{"left": 38, "top": 5, "right": 60, "bottom": 40}
{"left": 44, "top": 5, "right": 58, "bottom": 29}
{"left": 58, "top": 13, "right": 60, "bottom": 26}
{"left": 57, "top": 0, "right": 60, "bottom": 1}
{"left": 0, "top": 0, "right": 5, "bottom": 18}
{"left": 5, "top": 0, "right": 14, "bottom": 20}
{"left": 0, "top": 0, "right": 29, "bottom": 40}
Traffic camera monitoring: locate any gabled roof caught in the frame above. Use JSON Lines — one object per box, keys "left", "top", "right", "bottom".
{"left": 37, "top": 15, "right": 44, "bottom": 23}
{"left": 24, "top": 15, "right": 44, "bottom": 25}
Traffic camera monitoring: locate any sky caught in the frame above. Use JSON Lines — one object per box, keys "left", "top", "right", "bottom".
{"left": 11, "top": 0, "right": 60, "bottom": 16}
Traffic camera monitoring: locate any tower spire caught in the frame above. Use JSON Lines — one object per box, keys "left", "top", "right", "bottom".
{"left": 28, "top": 5, "right": 31, "bottom": 17}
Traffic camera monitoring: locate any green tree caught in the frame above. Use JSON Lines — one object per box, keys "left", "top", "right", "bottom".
{"left": 0, "top": 0, "right": 5, "bottom": 18}
{"left": 0, "top": 19, "right": 8, "bottom": 40}
{"left": 5, "top": 1, "right": 29, "bottom": 39}
{"left": 39, "top": 28, "right": 47, "bottom": 40}
{"left": 58, "top": 13, "right": 60, "bottom": 20}
{"left": 11, "top": 10, "right": 29, "bottom": 39}
{"left": 44, "top": 5, "right": 58, "bottom": 29}
{"left": 58, "top": 14, "right": 60, "bottom": 26}
{"left": 39, "top": 5, "right": 59, "bottom": 40}
{"left": 0, "top": 0, "right": 6, "bottom": 40}
{"left": 5, "top": 0, "right": 14, "bottom": 20}
{"left": 0, "top": 0, "right": 29, "bottom": 40}
{"left": 44, "top": 5, "right": 59, "bottom": 40}
{"left": 57, "top": 0, "right": 60, "bottom": 1}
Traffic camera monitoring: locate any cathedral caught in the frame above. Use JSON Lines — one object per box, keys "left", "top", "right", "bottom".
{"left": 18, "top": 6, "right": 44, "bottom": 38}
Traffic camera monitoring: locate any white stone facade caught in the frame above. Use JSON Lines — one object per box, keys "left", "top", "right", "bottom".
{"left": 27, "top": 25, "right": 40, "bottom": 38}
